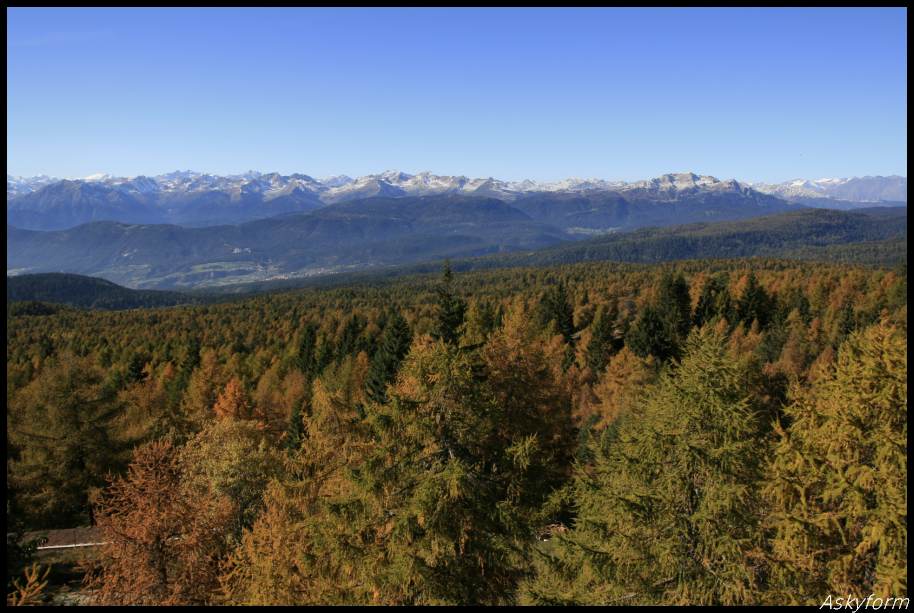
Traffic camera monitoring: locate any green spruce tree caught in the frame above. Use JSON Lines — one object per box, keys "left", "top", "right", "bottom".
{"left": 432, "top": 261, "right": 467, "bottom": 347}
{"left": 693, "top": 273, "right": 733, "bottom": 328}
{"left": 538, "top": 282, "right": 575, "bottom": 343}
{"left": 365, "top": 310, "right": 412, "bottom": 405}
{"left": 585, "top": 301, "right": 622, "bottom": 374}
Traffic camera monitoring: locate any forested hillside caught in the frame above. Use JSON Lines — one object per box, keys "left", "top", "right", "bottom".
{"left": 7, "top": 273, "right": 198, "bottom": 310}
{"left": 201, "top": 207, "right": 907, "bottom": 295}
{"left": 6, "top": 257, "right": 907, "bottom": 605}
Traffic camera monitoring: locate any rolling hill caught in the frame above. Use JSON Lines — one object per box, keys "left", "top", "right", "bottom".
{"left": 6, "top": 273, "right": 199, "bottom": 310}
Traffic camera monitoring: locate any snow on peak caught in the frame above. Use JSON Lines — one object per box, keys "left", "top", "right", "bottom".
{"left": 83, "top": 173, "right": 112, "bottom": 182}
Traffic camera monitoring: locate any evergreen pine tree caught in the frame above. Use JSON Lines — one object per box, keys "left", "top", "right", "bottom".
{"left": 127, "top": 351, "right": 149, "bottom": 383}
{"left": 224, "top": 331, "right": 573, "bottom": 605}
{"left": 284, "top": 401, "right": 305, "bottom": 453}
{"left": 657, "top": 271, "right": 692, "bottom": 340}
{"left": 693, "top": 273, "right": 733, "bottom": 328}
{"left": 538, "top": 282, "right": 575, "bottom": 343}
{"left": 737, "top": 272, "right": 773, "bottom": 329}
{"left": 295, "top": 323, "right": 318, "bottom": 378}
{"left": 625, "top": 305, "right": 678, "bottom": 361}
{"left": 337, "top": 315, "right": 367, "bottom": 361}
{"left": 524, "top": 327, "right": 767, "bottom": 605}
{"left": 365, "top": 310, "right": 412, "bottom": 405}
{"left": 585, "top": 301, "right": 621, "bottom": 374}
{"left": 432, "top": 261, "right": 467, "bottom": 347}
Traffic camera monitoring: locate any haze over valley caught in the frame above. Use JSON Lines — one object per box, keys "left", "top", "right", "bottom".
{"left": 6, "top": 170, "right": 905, "bottom": 288}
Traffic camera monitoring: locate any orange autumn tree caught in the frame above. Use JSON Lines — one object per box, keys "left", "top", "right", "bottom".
{"left": 213, "top": 378, "right": 251, "bottom": 421}
{"left": 86, "top": 440, "right": 235, "bottom": 605}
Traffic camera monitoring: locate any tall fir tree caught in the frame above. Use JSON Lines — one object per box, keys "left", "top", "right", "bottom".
{"left": 693, "top": 273, "right": 733, "bottom": 329}
{"left": 585, "top": 301, "right": 622, "bottom": 374}
{"left": 737, "top": 272, "right": 774, "bottom": 329}
{"left": 657, "top": 271, "right": 692, "bottom": 340}
{"left": 625, "top": 304, "right": 679, "bottom": 361}
{"left": 432, "top": 261, "right": 467, "bottom": 347}
{"left": 284, "top": 401, "right": 305, "bottom": 453}
{"left": 538, "top": 282, "right": 575, "bottom": 343}
{"left": 223, "top": 330, "right": 574, "bottom": 605}
{"left": 295, "top": 322, "right": 319, "bottom": 379}
{"left": 365, "top": 310, "right": 412, "bottom": 405}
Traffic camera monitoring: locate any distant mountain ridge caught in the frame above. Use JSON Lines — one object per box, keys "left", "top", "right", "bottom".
{"left": 7, "top": 191, "right": 895, "bottom": 290}
{"left": 8, "top": 169, "right": 904, "bottom": 230}
{"left": 7, "top": 208, "right": 905, "bottom": 303}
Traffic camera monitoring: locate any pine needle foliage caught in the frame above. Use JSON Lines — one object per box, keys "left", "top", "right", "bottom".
{"left": 524, "top": 327, "right": 767, "bottom": 605}
{"left": 763, "top": 320, "right": 907, "bottom": 603}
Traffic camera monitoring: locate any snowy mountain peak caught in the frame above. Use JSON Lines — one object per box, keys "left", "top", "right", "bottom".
{"left": 83, "top": 173, "right": 112, "bottom": 182}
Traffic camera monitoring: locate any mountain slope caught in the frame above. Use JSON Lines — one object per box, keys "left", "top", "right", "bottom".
{"left": 512, "top": 182, "right": 796, "bottom": 231}
{"left": 197, "top": 207, "right": 906, "bottom": 295}
{"left": 7, "top": 195, "right": 568, "bottom": 288}
{"left": 6, "top": 273, "right": 198, "bottom": 309}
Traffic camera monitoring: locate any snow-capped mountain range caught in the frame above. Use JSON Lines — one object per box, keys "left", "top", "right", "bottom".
{"left": 7, "top": 170, "right": 905, "bottom": 232}
{"left": 8, "top": 169, "right": 906, "bottom": 288}
{"left": 8, "top": 170, "right": 904, "bottom": 203}
{"left": 748, "top": 176, "right": 907, "bottom": 203}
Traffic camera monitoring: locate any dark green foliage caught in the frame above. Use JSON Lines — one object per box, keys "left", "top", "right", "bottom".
{"left": 127, "top": 351, "right": 149, "bottom": 383}
{"left": 285, "top": 402, "right": 305, "bottom": 453}
{"left": 297, "top": 334, "right": 573, "bottom": 604}
{"left": 6, "top": 300, "right": 63, "bottom": 317}
{"left": 365, "top": 311, "right": 412, "bottom": 405}
{"left": 295, "top": 322, "right": 318, "bottom": 377}
{"left": 778, "top": 286, "right": 811, "bottom": 325}
{"left": 6, "top": 273, "right": 197, "bottom": 309}
{"left": 625, "top": 305, "right": 678, "bottom": 361}
{"left": 585, "top": 301, "right": 621, "bottom": 373}
{"left": 38, "top": 334, "right": 55, "bottom": 359}
{"left": 432, "top": 261, "right": 467, "bottom": 346}
{"left": 538, "top": 281, "right": 575, "bottom": 342}
{"left": 693, "top": 273, "right": 733, "bottom": 328}
{"left": 623, "top": 272, "right": 691, "bottom": 362}
{"left": 313, "top": 337, "right": 334, "bottom": 375}
{"left": 737, "top": 272, "right": 774, "bottom": 328}
{"left": 656, "top": 271, "right": 692, "bottom": 339}
{"left": 337, "top": 314, "right": 368, "bottom": 360}
{"left": 179, "top": 336, "right": 201, "bottom": 374}
{"left": 832, "top": 301, "right": 856, "bottom": 348}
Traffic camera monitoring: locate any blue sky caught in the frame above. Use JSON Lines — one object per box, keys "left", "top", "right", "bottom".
{"left": 7, "top": 7, "right": 907, "bottom": 183}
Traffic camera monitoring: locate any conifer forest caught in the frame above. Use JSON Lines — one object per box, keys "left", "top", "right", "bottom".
{"left": 6, "top": 258, "right": 907, "bottom": 605}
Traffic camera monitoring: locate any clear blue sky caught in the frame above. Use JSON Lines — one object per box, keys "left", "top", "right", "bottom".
{"left": 7, "top": 7, "right": 907, "bottom": 183}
